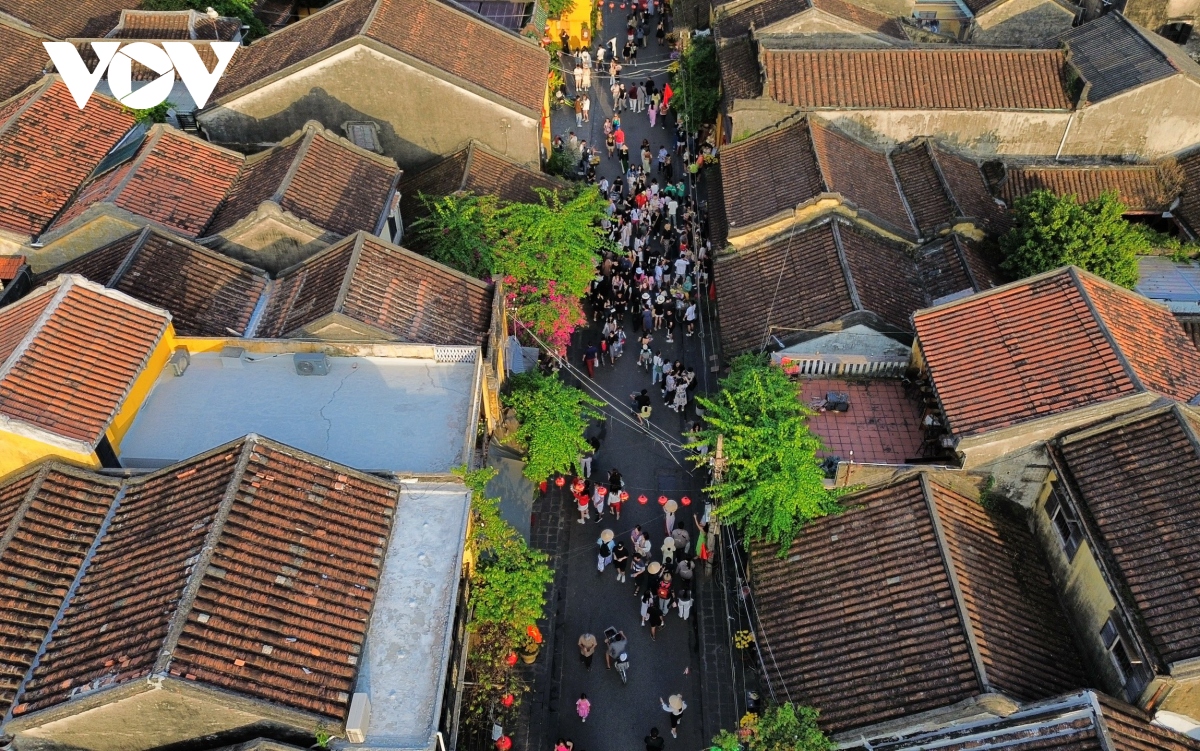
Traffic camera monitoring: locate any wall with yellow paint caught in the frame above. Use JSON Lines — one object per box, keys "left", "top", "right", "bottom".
{"left": 106, "top": 329, "right": 178, "bottom": 450}
{"left": 0, "top": 432, "right": 97, "bottom": 480}
{"left": 548, "top": 0, "right": 599, "bottom": 54}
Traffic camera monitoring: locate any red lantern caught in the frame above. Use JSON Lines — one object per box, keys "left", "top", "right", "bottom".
{"left": 681, "top": 495, "right": 692, "bottom": 506}
{"left": 539, "top": 481, "right": 548, "bottom": 494}
{"left": 505, "top": 652, "right": 518, "bottom": 666}
{"left": 638, "top": 494, "right": 648, "bottom": 505}
{"left": 658, "top": 495, "right": 669, "bottom": 506}
{"left": 555, "top": 476, "right": 566, "bottom": 487}
{"left": 501, "top": 693, "right": 515, "bottom": 707}
{"left": 496, "top": 735, "right": 513, "bottom": 751}
{"left": 619, "top": 491, "right": 629, "bottom": 502}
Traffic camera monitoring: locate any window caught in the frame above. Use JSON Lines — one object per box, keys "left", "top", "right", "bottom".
{"left": 1101, "top": 618, "right": 1134, "bottom": 683}
{"left": 1046, "top": 487, "right": 1083, "bottom": 560}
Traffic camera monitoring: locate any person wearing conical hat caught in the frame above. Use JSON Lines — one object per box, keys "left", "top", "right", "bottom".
{"left": 659, "top": 694, "right": 688, "bottom": 737}
{"left": 597, "top": 529, "right": 615, "bottom": 572}
{"left": 664, "top": 498, "right": 678, "bottom": 534}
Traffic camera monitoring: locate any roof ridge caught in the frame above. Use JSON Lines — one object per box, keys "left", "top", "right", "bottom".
{"left": 138, "top": 226, "right": 270, "bottom": 276}
{"left": 924, "top": 141, "right": 966, "bottom": 219}
{"left": 0, "top": 76, "right": 52, "bottom": 135}
{"left": 1069, "top": 266, "right": 1147, "bottom": 393}
{"left": 273, "top": 231, "right": 358, "bottom": 277}
{"left": 913, "top": 265, "right": 1074, "bottom": 320}
{"left": 7, "top": 480, "right": 126, "bottom": 724}
{"left": 153, "top": 438, "right": 257, "bottom": 679}
{"left": 0, "top": 465, "right": 52, "bottom": 560}
{"left": 369, "top": 233, "right": 493, "bottom": 290}
{"left": 0, "top": 277, "right": 74, "bottom": 386}
{"left": 107, "top": 226, "right": 154, "bottom": 288}
{"left": 335, "top": 231, "right": 369, "bottom": 312}
{"left": 306, "top": 119, "right": 402, "bottom": 171}
{"left": 272, "top": 126, "right": 319, "bottom": 204}
{"left": 100, "top": 127, "right": 166, "bottom": 210}
{"left": 830, "top": 220, "right": 862, "bottom": 310}
{"left": 918, "top": 473, "right": 991, "bottom": 695}
{"left": 805, "top": 118, "right": 831, "bottom": 193}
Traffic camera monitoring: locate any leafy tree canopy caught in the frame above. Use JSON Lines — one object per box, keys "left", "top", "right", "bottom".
{"left": 670, "top": 34, "right": 720, "bottom": 128}
{"left": 686, "top": 355, "right": 840, "bottom": 553}
{"left": 712, "top": 704, "right": 834, "bottom": 751}
{"left": 141, "top": 0, "right": 267, "bottom": 39}
{"left": 409, "top": 192, "right": 498, "bottom": 279}
{"left": 999, "top": 189, "right": 1145, "bottom": 288}
{"left": 502, "top": 370, "right": 604, "bottom": 482}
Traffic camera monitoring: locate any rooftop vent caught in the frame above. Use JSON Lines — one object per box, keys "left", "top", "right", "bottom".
{"left": 294, "top": 353, "right": 330, "bottom": 376}
{"left": 169, "top": 347, "right": 190, "bottom": 376}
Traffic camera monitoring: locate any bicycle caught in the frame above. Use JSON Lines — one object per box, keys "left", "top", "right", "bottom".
{"left": 615, "top": 652, "right": 630, "bottom": 684}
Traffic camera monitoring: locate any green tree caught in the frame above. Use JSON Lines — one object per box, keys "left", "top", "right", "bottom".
{"left": 686, "top": 355, "right": 840, "bottom": 553}
{"left": 712, "top": 704, "right": 833, "bottom": 751}
{"left": 124, "top": 100, "right": 174, "bottom": 124}
{"left": 502, "top": 370, "right": 603, "bottom": 482}
{"left": 410, "top": 192, "right": 499, "bottom": 279}
{"left": 455, "top": 467, "right": 553, "bottom": 721}
{"left": 670, "top": 34, "right": 720, "bottom": 128}
{"left": 141, "top": 0, "right": 267, "bottom": 39}
{"left": 999, "top": 189, "right": 1145, "bottom": 288}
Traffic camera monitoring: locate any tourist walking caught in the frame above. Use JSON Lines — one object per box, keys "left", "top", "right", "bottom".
{"left": 645, "top": 728, "right": 666, "bottom": 751}
{"left": 613, "top": 540, "right": 629, "bottom": 582}
{"left": 676, "top": 585, "right": 693, "bottom": 619}
{"left": 577, "top": 694, "right": 591, "bottom": 723}
{"left": 660, "top": 695, "right": 688, "bottom": 737}
{"left": 578, "top": 632, "right": 597, "bottom": 670}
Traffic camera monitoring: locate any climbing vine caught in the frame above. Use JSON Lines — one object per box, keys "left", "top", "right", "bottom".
{"left": 712, "top": 703, "right": 834, "bottom": 751}
{"left": 501, "top": 370, "right": 604, "bottom": 482}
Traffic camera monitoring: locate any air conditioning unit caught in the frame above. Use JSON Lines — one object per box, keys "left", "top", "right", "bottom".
{"left": 169, "top": 347, "right": 190, "bottom": 376}
{"left": 219, "top": 346, "right": 245, "bottom": 369}
{"left": 294, "top": 353, "right": 330, "bottom": 376}
{"left": 346, "top": 692, "right": 371, "bottom": 743}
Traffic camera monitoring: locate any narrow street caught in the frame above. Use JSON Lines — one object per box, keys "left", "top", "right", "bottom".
{"left": 521, "top": 8, "right": 746, "bottom": 750}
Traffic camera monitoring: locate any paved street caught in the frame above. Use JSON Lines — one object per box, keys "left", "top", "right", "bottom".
{"left": 520, "top": 10, "right": 749, "bottom": 750}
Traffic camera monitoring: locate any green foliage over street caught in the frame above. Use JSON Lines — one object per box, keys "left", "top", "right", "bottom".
{"left": 670, "top": 34, "right": 720, "bottom": 128}
{"left": 124, "top": 100, "right": 174, "bottom": 124}
{"left": 412, "top": 187, "right": 609, "bottom": 353}
{"left": 456, "top": 467, "right": 553, "bottom": 722}
{"left": 999, "top": 190, "right": 1145, "bottom": 288}
{"left": 141, "top": 0, "right": 267, "bottom": 39}
{"left": 544, "top": 0, "right": 576, "bottom": 18}
{"left": 686, "top": 355, "right": 840, "bottom": 554}
{"left": 711, "top": 703, "right": 834, "bottom": 751}
{"left": 501, "top": 370, "right": 604, "bottom": 482}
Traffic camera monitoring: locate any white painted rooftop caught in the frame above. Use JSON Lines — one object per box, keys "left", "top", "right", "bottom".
{"left": 119, "top": 345, "right": 480, "bottom": 472}
{"left": 350, "top": 482, "right": 471, "bottom": 751}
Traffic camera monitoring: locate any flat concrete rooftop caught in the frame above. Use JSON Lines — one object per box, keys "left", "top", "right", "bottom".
{"left": 119, "top": 345, "right": 480, "bottom": 472}
{"left": 353, "top": 482, "right": 471, "bottom": 751}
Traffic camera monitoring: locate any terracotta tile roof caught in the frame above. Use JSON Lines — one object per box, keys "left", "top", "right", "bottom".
{"left": 810, "top": 120, "right": 914, "bottom": 237}
{"left": 716, "top": 0, "right": 796, "bottom": 40}
{"left": 0, "top": 0, "right": 129, "bottom": 37}
{"left": 851, "top": 691, "right": 1200, "bottom": 751}
{"left": 762, "top": 48, "right": 1073, "bottom": 111}
{"left": 1178, "top": 147, "right": 1200, "bottom": 238}
{"left": 364, "top": 0, "right": 548, "bottom": 114}
{"left": 913, "top": 268, "right": 1200, "bottom": 437}
{"left": 107, "top": 9, "right": 243, "bottom": 40}
{"left": 752, "top": 474, "right": 1084, "bottom": 734}
{"left": 214, "top": 0, "right": 549, "bottom": 114}
{"left": 212, "top": 0, "right": 375, "bottom": 99}
{"left": 0, "top": 255, "right": 26, "bottom": 281}
{"left": 50, "top": 126, "right": 245, "bottom": 238}
{"left": 206, "top": 124, "right": 400, "bottom": 238}
{"left": 917, "top": 235, "right": 1003, "bottom": 303}
{"left": 15, "top": 436, "right": 402, "bottom": 720}
{"left": 931, "top": 147, "right": 1009, "bottom": 233}
{"left": 713, "top": 220, "right": 856, "bottom": 354}
{"left": 0, "top": 18, "right": 51, "bottom": 103}
{"left": 809, "top": 0, "right": 905, "bottom": 37}
{"left": 929, "top": 481, "right": 1086, "bottom": 699}
{"left": 0, "top": 466, "right": 121, "bottom": 714}
{"left": 0, "top": 78, "right": 136, "bottom": 239}
{"left": 0, "top": 276, "right": 170, "bottom": 447}
{"left": 48, "top": 228, "right": 269, "bottom": 337}
{"left": 258, "top": 232, "right": 494, "bottom": 346}
{"left": 399, "top": 141, "right": 563, "bottom": 226}
{"left": 717, "top": 35, "right": 761, "bottom": 102}
{"left": 892, "top": 144, "right": 954, "bottom": 238}
{"left": 838, "top": 220, "right": 925, "bottom": 329}
{"left": 1058, "top": 404, "right": 1200, "bottom": 667}
{"left": 998, "top": 165, "right": 1178, "bottom": 213}
{"left": 714, "top": 119, "right": 824, "bottom": 236}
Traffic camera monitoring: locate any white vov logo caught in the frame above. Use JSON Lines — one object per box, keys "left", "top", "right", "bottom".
{"left": 44, "top": 42, "right": 239, "bottom": 110}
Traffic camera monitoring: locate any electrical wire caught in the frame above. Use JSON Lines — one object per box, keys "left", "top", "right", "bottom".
{"left": 723, "top": 525, "right": 793, "bottom": 704}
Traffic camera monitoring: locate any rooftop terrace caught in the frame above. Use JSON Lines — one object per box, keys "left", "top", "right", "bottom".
{"left": 119, "top": 342, "right": 480, "bottom": 473}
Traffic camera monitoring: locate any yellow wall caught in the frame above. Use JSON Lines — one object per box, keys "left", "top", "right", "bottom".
{"left": 0, "top": 431, "right": 97, "bottom": 480}
{"left": 106, "top": 327, "right": 178, "bottom": 450}
{"left": 549, "top": 0, "right": 599, "bottom": 53}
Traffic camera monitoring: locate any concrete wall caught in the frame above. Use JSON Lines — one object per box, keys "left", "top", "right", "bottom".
{"left": 25, "top": 213, "right": 144, "bottom": 274}
{"left": 1066, "top": 77, "right": 1200, "bottom": 161}
{"left": 758, "top": 12, "right": 902, "bottom": 46}
{"left": 970, "top": 0, "right": 1076, "bottom": 45}
{"left": 1030, "top": 478, "right": 1129, "bottom": 700}
{"left": 199, "top": 43, "right": 541, "bottom": 174}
